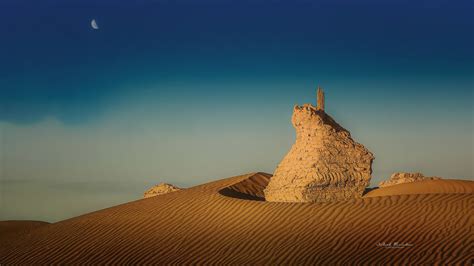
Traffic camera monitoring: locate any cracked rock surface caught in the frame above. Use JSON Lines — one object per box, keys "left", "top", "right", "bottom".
{"left": 379, "top": 172, "right": 441, "bottom": 188}
{"left": 144, "top": 183, "right": 182, "bottom": 198}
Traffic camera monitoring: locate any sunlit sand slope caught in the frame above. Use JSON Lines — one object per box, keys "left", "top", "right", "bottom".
{"left": 1, "top": 173, "right": 472, "bottom": 264}
{"left": 364, "top": 179, "right": 474, "bottom": 197}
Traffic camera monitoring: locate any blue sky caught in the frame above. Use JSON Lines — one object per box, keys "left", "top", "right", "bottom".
{"left": 0, "top": 0, "right": 473, "bottom": 221}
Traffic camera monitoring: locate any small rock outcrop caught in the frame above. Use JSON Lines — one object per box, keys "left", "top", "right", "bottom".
{"left": 264, "top": 87, "right": 374, "bottom": 203}
{"left": 144, "top": 183, "right": 182, "bottom": 198}
{"left": 379, "top": 172, "right": 441, "bottom": 188}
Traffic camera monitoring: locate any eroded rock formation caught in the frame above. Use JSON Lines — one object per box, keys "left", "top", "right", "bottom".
{"left": 144, "top": 183, "right": 182, "bottom": 198}
{"left": 379, "top": 172, "right": 441, "bottom": 188}
{"left": 317, "top": 86, "right": 325, "bottom": 111}
{"left": 264, "top": 88, "right": 374, "bottom": 203}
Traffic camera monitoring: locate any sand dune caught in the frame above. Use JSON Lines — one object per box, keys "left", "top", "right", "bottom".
{"left": 364, "top": 179, "right": 474, "bottom": 197}
{"left": 219, "top": 172, "right": 271, "bottom": 200}
{"left": 0, "top": 220, "right": 49, "bottom": 241}
{"left": 1, "top": 172, "right": 472, "bottom": 264}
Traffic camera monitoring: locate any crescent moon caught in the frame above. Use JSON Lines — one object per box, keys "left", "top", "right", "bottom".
{"left": 91, "top": 19, "right": 99, "bottom": 30}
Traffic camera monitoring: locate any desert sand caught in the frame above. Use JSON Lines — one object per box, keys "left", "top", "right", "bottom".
{"left": 0, "top": 220, "right": 49, "bottom": 241}
{"left": 366, "top": 179, "right": 474, "bottom": 197}
{"left": 1, "top": 172, "right": 472, "bottom": 264}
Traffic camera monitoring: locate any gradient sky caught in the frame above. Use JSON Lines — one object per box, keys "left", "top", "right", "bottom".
{"left": 1, "top": 0, "right": 473, "bottom": 222}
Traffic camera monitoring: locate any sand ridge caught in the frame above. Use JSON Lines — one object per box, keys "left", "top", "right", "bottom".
{"left": 1, "top": 172, "right": 473, "bottom": 264}
{"left": 364, "top": 179, "right": 474, "bottom": 197}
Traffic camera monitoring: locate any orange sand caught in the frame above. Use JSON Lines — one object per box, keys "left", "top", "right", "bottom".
{"left": 364, "top": 179, "right": 474, "bottom": 197}
{"left": 1, "top": 173, "right": 472, "bottom": 264}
